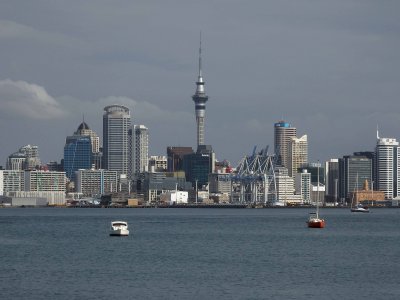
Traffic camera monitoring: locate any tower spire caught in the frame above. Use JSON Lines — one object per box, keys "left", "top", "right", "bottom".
{"left": 199, "top": 31, "right": 202, "bottom": 78}
{"left": 192, "top": 32, "right": 209, "bottom": 148}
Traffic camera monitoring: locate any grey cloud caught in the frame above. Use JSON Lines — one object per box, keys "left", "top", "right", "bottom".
{"left": 0, "top": 79, "right": 66, "bottom": 120}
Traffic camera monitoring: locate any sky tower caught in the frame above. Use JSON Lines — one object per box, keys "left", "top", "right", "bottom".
{"left": 192, "top": 34, "right": 209, "bottom": 148}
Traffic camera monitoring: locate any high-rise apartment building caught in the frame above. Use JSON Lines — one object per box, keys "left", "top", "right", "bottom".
{"left": 103, "top": 105, "right": 131, "bottom": 176}
{"left": 6, "top": 145, "right": 41, "bottom": 170}
{"left": 274, "top": 121, "right": 296, "bottom": 168}
{"left": 295, "top": 169, "right": 311, "bottom": 204}
{"left": 376, "top": 137, "right": 400, "bottom": 199}
{"left": 287, "top": 135, "right": 308, "bottom": 177}
{"left": 192, "top": 37, "right": 209, "bottom": 148}
{"left": 132, "top": 125, "right": 149, "bottom": 174}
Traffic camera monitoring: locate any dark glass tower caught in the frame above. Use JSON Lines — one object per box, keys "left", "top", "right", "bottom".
{"left": 64, "top": 135, "right": 92, "bottom": 181}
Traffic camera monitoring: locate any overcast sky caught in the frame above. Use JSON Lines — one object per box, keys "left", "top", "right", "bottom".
{"left": 0, "top": 0, "right": 399, "bottom": 167}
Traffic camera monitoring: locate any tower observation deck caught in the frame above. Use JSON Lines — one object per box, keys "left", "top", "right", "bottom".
{"left": 192, "top": 34, "right": 209, "bottom": 148}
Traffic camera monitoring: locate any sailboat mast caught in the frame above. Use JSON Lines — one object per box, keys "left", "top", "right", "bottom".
{"left": 317, "top": 161, "right": 320, "bottom": 218}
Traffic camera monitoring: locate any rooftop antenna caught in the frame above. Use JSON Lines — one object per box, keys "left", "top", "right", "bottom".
{"left": 376, "top": 124, "right": 379, "bottom": 140}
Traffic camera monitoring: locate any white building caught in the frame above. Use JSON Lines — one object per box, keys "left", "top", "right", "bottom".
{"left": 132, "top": 125, "right": 149, "bottom": 175}
{"left": 0, "top": 170, "right": 25, "bottom": 195}
{"left": 10, "top": 191, "right": 65, "bottom": 205}
{"left": 24, "top": 170, "right": 66, "bottom": 192}
{"left": 295, "top": 169, "right": 311, "bottom": 204}
{"left": 6, "top": 144, "right": 41, "bottom": 170}
{"left": 376, "top": 137, "right": 400, "bottom": 199}
{"left": 75, "top": 169, "right": 118, "bottom": 196}
{"left": 288, "top": 135, "right": 308, "bottom": 177}
{"left": 160, "top": 191, "right": 188, "bottom": 205}
{"left": 275, "top": 167, "right": 295, "bottom": 204}
{"left": 1, "top": 170, "right": 65, "bottom": 205}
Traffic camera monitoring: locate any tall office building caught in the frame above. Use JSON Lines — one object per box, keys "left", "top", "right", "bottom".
{"left": 338, "top": 154, "right": 372, "bottom": 201}
{"left": 183, "top": 145, "right": 215, "bottom": 189}
{"left": 287, "top": 135, "right": 308, "bottom": 177}
{"left": 132, "top": 125, "right": 149, "bottom": 175}
{"left": 75, "top": 121, "right": 100, "bottom": 154}
{"left": 167, "top": 147, "right": 194, "bottom": 172}
{"left": 75, "top": 121, "right": 101, "bottom": 169}
{"left": 64, "top": 135, "right": 92, "bottom": 181}
{"left": 103, "top": 105, "right": 131, "bottom": 176}
{"left": 376, "top": 137, "right": 400, "bottom": 199}
{"left": 192, "top": 36, "right": 209, "bottom": 148}
{"left": 325, "top": 158, "right": 339, "bottom": 202}
{"left": 274, "top": 121, "right": 296, "bottom": 168}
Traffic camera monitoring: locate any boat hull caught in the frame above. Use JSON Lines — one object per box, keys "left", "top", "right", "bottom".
{"left": 308, "top": 219, "right": 325, "bottom": 228}
{"left": 110, "top": 229, "right": 129, "bottom": 236}
{"left": 351, "top": 208, "right": 369, "bottom": 213}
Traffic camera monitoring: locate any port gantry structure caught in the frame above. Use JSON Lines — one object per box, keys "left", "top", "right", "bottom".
{"left": 230, "top": 146, "right": 278, "bottom": 206}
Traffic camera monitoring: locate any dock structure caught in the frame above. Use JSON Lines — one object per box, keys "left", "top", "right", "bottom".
{"left": 230, "top": 146, "right": 278, "bottom": 205}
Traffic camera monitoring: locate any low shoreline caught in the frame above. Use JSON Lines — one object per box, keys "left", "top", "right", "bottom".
{"left": 2, "top": 204, "right": 396, "bottom": 209}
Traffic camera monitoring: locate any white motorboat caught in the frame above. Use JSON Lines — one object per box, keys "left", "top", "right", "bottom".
{"left": 110, "top": 221, "right": 129, "bottom": 236}
{"left": 351, "top": 203, "right": 370, "bottom": 213}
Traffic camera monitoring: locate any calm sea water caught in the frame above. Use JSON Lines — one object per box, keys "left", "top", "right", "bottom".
{"left": 1, "top": 207, "right": 400, "bottom": 300}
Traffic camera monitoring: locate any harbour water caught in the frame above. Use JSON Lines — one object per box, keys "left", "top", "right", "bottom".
{"left": 1, "top": 207, "right": 400, "bottom": 299}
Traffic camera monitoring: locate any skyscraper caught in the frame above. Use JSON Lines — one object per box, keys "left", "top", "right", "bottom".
{"left": 64, "top": 135, "right": 92, "bottom": 181}
{"left": 75, "top": 121, "right": 100, "bottom": 154}
{"left": 192, "top": 36, "right": 209, "bottom": 148}
{"left": 75, "top": 120, "right": 101, "bottom": 169}
{"left": 287, "top": 134, "right": 308, "bottom": 177}
{"left": 183, "top": 145, "right": 215, "bottom": 189}
{"left": 325, "top": 158, "right": 339, "bottom": 202}
{"left": 132, "top": 125, "right": 149, "bottom": 175}
{"left": 338, "top": 154, "right": 372, "bottom": 201}
{"left": 274, "top": 121, "right": 297, "bottom": 168}
{"left": 376, "top": 137, "right": 399, "bottom": 199}
{"left": 103, "top": 105, "right": 131, "bottom": 176}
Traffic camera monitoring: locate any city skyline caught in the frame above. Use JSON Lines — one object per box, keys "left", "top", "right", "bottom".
{"left": 0, "top": 1, "right": 399, "bottom": 166}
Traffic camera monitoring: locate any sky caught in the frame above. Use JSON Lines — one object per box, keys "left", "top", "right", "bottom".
{"left": 0, "top": 0, "right": 399, "bottom": 167}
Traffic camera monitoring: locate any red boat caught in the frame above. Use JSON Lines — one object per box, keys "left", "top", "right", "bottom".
{"left": 307, "top": 162, "right": 325, "bottom": 228}
{"left": 307, "top": 212, "right": 325, "bottom": 228}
